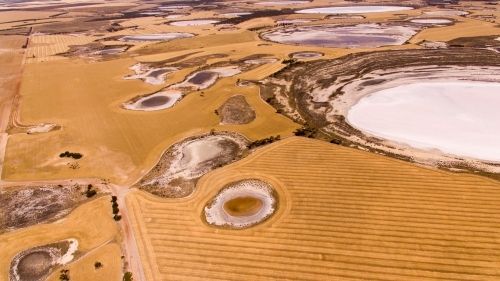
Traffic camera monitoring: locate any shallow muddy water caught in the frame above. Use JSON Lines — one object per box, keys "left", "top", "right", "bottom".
{"left": 347, "top": 81, "right": 500, "bottom": 161}
{"left": 261, "top": 23, "right": 420, "bottom": 48}
{"left": 140, "top": 96, "right": 171, "bottom": 107}
{"left": 124, "top": 91, "right": 182, "bottom": 111}
{"left": 187, "top": 71, "right": 217, "bottom": 85}
{"left": 296, "top": 6, "right": 413, "bottom": 14}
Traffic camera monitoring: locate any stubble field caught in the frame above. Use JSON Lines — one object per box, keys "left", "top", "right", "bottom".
{"left": 127, "top": 137, "right": 500, "bottom": 280}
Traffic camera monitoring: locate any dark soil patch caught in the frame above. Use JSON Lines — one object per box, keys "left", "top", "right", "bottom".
{"left": 187, "top": 71, "right": 217, "bottom": 85}
{"left": 9, "top": 240, "right": 70, "bottom": 281}
{"left": 447, "top": 35, "right": 500, "bottom": 48}
{"left": 219, "top": 95, "right": 256, "bottom": 125}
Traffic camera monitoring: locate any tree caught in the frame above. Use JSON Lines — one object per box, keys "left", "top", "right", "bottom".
{"left": 59, "top": 269, "right": 70, "bottom": 281}
{"left": 94, "top": 261, "right": 102, "bottom": 269}
{"left": 123, "top": 272, "right": 133, "bottom": 281}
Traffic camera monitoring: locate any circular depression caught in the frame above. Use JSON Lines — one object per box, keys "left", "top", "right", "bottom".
{"left": 204, "top": 179, "right": 276, "bottom": 229}
{"left": 17, "top": 251, "right": 53, "bottom": 280}
{"left": 296, "top": 6, "right": 413, "bottom": 14}
{"left": 346, "top": 81, "right": 500, "bottom": 162}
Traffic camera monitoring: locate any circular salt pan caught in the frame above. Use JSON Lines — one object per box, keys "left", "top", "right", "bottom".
{"left": 347, "top": 81, "right": 500, "bottom": 162}
{"left": 120, "top": 33, "right": 193, "bottom": 42}
{"left": 123, "top": 91, "right": 182, "bottom": 111}
{"left": 292, "top": 52, "right": 323, "bottom": 58}
{"left": 296, "top": 6, "right": 413, "bottom": 14}
{"left": 256, "top": 1, "right": 309, "bottom": 4}
{"left": 424, "top": 10, "right": 468, "bottom": 16}
{"left": 411, "top": 18, "right": 452, "bottom": 24}
{"left": 170, "top": 20, "right": 220, "bottom": 26}
{"left": 205, "top": 180, "right": 276, "bottom": 229}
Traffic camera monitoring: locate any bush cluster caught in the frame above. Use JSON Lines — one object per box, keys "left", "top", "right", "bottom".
{"left": 59, "top": 151, "right": 83, "bottom": 159}
{"left": 247, "top": 135, "right": 281, "bottom": 149}
{"left": 294, "top": 126, "right": 317, "bottom": 138}
{"left": 86, "top": 184, "right": 97, "bottom": 198}
{"left": 111, "top": 196, "right": 122, "bottom": 221}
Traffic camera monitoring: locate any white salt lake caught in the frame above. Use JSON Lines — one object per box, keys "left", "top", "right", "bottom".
{"left": 347, "top": 81, "right": 500, "bottom": 161}
{"left": 260, "top": 23, "right": 420, "bottom": 48}
{"left": 296, "top": 6, "right": 413, "bottom": 14}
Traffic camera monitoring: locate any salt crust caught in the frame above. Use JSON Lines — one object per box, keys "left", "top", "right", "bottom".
{"left": 205, "top": 180, "right": 275, "bottom": 229}
{"left": 142, "top": 133, "right": 248, "bottom": 188}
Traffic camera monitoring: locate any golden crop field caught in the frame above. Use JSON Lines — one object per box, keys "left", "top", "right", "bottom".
{"left": 127, "top": 137, "right": 500, "bottom": 280}
{"left": 0, "top": 11, "right": 60, "bottom": 23}
{"left": 0, "top": 197, "right": 119, "bottom": 281}
{"left": 25, "top": 35, "right": 98, "bottom": 62}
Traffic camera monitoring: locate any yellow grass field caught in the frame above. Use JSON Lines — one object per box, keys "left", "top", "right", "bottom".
{"left": 46, "top": 243, "right": 122, "bottom": 281}
{"left": 2, "top": 56, "right": 300, "bottom": 185}
{"left": 0, "top": 197, "right": 118, "bottom": 281}
{"left": 0, "top": 11, "right": 60, "bottom": 23}
{"left": 127, "top": 137, "right": 500, "bottom": 280}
